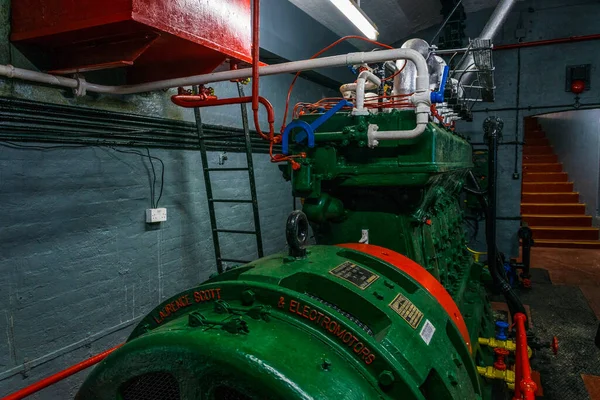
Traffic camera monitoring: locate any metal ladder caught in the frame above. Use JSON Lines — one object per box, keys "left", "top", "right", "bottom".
{"left": 193, "top": 82, "right": 264, "bottom": 274}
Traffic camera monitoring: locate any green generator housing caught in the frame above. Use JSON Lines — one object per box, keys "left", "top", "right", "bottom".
{"left": 77, "top": 110, "right": 503, "bottom": 400}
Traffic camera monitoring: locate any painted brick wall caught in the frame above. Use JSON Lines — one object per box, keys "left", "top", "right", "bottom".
{"left": 0, "top": 0, "right": 338, "bottom": 397}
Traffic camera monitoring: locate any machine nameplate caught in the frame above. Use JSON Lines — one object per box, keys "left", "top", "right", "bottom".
{"left": 389, "top": 293, "right": 424, "bottom": 329}
{"left": 329, "top": 261, "right": 379, "bottom": 290}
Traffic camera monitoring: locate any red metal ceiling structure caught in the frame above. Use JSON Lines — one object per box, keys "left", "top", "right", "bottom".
{"left": 11, "top": 0, "right": 253, "bottom": 83}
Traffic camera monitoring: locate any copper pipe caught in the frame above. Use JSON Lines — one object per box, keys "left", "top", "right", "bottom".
{"left": 171, "top": 95, "right": 275, "bottom": 141}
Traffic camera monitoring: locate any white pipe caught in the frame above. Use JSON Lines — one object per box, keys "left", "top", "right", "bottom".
{"left": 0, "top": 64, "right": 79, "bottom": 90}
{"left": 354, "top": 71, "right": 381, "bottom": 116}
{"left": 0, "top": 48, "right": 429, "bottom": 96}
{"left": 367, "top": 102, "right": 430, "bottom": 147}
{"left": 339, "top": 81, "right": 378, "bottom": 97}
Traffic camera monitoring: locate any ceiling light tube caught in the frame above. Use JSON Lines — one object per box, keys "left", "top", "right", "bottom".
{"left": 329, "top": 0, "right": 379, "bottom": 40}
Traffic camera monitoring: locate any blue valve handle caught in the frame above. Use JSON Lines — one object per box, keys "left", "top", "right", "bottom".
{"left": 495, "top": 320, "right": 510, "bottom": 341}
{"left": 282, "top": 100, "right": 352, "bottom": 155}
{"left": 430, "top": 65, "right": 450, "bottom": 104}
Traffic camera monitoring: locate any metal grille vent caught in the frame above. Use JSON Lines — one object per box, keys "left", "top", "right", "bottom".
{"left": 212, "top": 386, "right": 254, "bottom": 400}
{"left": 306, "top": 293, "right": 374, "bottom": 336}
{"left": 120, "top": 372, "right": 180, "bottom": 400}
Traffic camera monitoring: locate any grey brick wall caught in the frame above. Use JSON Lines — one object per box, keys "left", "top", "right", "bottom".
{"left": 0, "top": 141, "right": 303, "bottom": 397}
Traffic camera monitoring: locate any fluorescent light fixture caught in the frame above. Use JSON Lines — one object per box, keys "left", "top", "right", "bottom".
{"left": 329, "top": 0, "right": 379, "bottom": 40}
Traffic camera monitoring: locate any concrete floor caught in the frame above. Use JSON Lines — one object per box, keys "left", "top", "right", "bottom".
{"left": 516, "top": 247, "right": 600, "bottom": 399}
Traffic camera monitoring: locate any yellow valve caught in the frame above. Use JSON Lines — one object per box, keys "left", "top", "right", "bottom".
{"left": 467, "top": 247, "right": 486, "bottom": 263}
{"left": 478, "top": 337, "right": 533, "bottom": 358}
{"left": 477, "top": 366, "right": 515, "bottom": 391}
{"left": 240, "top": 78, "right": 251, "bottom": 85}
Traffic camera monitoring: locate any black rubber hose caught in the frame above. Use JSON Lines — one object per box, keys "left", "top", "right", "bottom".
{"left": 465, "top": 170, "right": 527, "bottom": 318}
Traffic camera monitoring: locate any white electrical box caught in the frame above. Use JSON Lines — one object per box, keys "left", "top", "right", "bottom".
{"left": 146, "top": 208, "right": 167, "bottom": 223}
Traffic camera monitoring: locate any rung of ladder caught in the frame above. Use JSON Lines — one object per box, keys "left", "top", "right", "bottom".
{"left": 209, "top": 199, "right": 253, "bottom": 203}
{"left": 219, "top": 258, "right": 252, "bottom": 264}
{"left": 205, "top": 167, "right": 249, "bottom": 172}
{"left": 215, "top": 229, "right": 257, "bottom": 235}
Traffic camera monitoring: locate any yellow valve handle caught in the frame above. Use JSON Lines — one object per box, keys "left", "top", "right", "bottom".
{"left": 467, "top": 247, "right": 487, "bottom": 263}
{"left": 477, "top": 366, "right": 515, "bottom": 391}
{"left": 478, "top": 337, "right": 533, "bottom": 358}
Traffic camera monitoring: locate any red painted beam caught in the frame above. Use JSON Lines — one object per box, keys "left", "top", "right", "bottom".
{"left": 3, "top": 344, "right": 122, "bottom": 400}
{"left": 495, "top": 33, "right": 600, "bottom": 51}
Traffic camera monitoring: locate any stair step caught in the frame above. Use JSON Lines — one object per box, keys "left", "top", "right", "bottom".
{"left": 525, "top": 138, "right": 550, "bottom": 146}
{"left": 522, "top": 163, "right": 562, "bottom": 173}
{"left": 522, "top": 182, "right": 573, "bottom": 192}
{"left": 523, "top": 154, "right": 558, "bottom": 164}
{"left": 530, "top": 226, "right": 599, "bottom": 240}
{"left": 531, "top": 239, "right": 600, "bottom": 249}
{"left": 523, "top": 145, "right": 554, "bottom": 155}
{"left": 522, "top": 214, "right": 591, "bottom": 227}
{"left": 524, "top": 117, "right": 539, "bottom": 125}
{"left": 523, "top": 172, "right": 568, "bottom": 182}
{"left": 524, "top": 130, "right": 545, "bottom": 139}
{"left": 521, "top": 203, "right": 585, "bottom": 215}
{"left": 521, "top": 192, "right": 579, "bottom": 203}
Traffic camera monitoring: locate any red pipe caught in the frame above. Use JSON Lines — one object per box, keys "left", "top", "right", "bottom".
{"left": 251, "top": 0, "right": 267, "bottom": 138}
{"left": 171, "top": 95, "right": 275, "bottom": 140}
{"left": 495, "top": 33, "right": 600, "bottom": 51}
{"left": 513, "top": 313, "right": 537, "bottom": 400}
{"left": 3, "top": 344, "right": 122, "bottom": 400}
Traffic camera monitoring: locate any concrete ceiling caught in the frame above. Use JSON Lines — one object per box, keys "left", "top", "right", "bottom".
{"left": 287, "top": 0, "right": 501, "bottom": 45}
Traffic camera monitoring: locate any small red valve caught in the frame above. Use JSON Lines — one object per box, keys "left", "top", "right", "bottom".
{"left": 425, "top": 219, "right": 432, "bottom": 226}
{"left": 290, "top": 160, "right": 302, "bottom": 171}
{"left": 551, "top": 336, "right": 559, "bottom": 355}
{"left": 493, "top": 348, "right": 510, "bottom": 371}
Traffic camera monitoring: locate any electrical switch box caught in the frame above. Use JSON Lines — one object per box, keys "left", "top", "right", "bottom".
{"left": 146, "top": 208, "right": 167, "bottom": 223}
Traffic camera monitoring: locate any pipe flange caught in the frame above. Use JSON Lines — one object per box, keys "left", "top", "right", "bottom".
{"left": 6, "top": 65, "right": 16, "bottom": 79}
{"left": 73, "top": 74, "right": 87, "bottom": 97}
{"left": 367, "top": 124, "right": 380, "bottom": 148}
{"left": 352, "top": 108, "right": 370, "bottom": 116}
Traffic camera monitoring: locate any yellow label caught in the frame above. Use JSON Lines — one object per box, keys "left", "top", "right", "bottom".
{"left": 329, "top": 261, "right": 379, "bottom": 290}
{"left": 389, "top": 293, "right": 424, "bottom": 329}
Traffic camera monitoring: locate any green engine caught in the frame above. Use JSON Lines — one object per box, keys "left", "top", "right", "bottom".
{"left": 77, "top": 110, "right": 508, "bottom": 400}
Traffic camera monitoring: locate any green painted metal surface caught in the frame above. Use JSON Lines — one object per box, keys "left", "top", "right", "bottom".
{"left": 279, "top": 110, "right": 497, "bottom": 398}
{"left": 78, "top": 246, "right": 481, "bottom": 400}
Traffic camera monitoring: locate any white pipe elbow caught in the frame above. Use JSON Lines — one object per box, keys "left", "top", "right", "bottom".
{"left": 353, "top": 71, "right": 381, "bottom": 116}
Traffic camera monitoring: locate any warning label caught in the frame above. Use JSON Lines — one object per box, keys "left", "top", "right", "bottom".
{"left": 420, "top": 320, "right": 436, "bottom": 345}
{"left": 329, "top": 261, "right": 379, "bottom": 290}
{"left": 389, "top": 293, "right": 424, "bottom": 329}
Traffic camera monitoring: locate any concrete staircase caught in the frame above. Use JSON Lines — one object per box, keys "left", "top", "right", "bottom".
{"left": 521, "top": 118, "right": 600, "bottom": 249}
